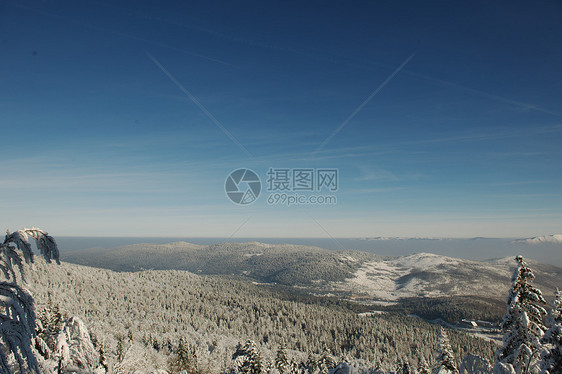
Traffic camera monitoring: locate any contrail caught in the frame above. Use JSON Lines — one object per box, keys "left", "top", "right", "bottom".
{"left": 314, "top": 53, "right": 416, "bottom": 154}
{"left": 146, "top": 52, "right": 252, "bottom": 158}
{"left": 227, "top": 216, "right": 252, "bottom": 240}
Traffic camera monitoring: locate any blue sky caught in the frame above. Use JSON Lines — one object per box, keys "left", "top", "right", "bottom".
{"left": 1, "top": 0, "right": 561, "bottom": 238}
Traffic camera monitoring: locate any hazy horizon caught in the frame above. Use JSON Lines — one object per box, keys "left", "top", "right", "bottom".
{"left": 56, "top": 235, "right": 562, "bottom": 267}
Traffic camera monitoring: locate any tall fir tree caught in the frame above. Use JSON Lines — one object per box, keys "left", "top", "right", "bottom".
{"left": 540, "top": 288, "right": 562, "bottom": 374}
{"left": 496, "top": 256, "right": 547, "bottom": 373}
{"left": 419, "top": 356, "right": 432, "bottom": 374}
{"left": 317, "top": 351, "right": 338, "bottom": 374}
{"left": 435, "top": 327, "right": 459, "bottom": 374}
{"left": 116, "top": 335, "right": 125, "bottom": 362}
{"left": 169, "top": 337, "right": 198, "bottom": 374}
{"left": 400, "top": 360, "right": 414, "bottom": 374}
{"left": 275, "top": 343, "right": 296, "bottom": 374}
{"left": 231, "top": 340, "right": 265, "bottom": 374}
{"left": 98, "top": 343, "right": 108, "bottom": 373}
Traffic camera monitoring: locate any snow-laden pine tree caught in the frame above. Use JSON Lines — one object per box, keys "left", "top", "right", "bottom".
{"left": 275, "top": 343, "right": 297, "bottom": 374}
{"left": 419, "top": 356, "right": 432, "bottom": 374}
{"left": 116, "top": 335, "right": 125, "bottom": 362}
{"left": 459, "top": 354, "right": 492, "bottom": 374}
{"left": 399, "top": 360, "right": 414, "bottom": 374}
{"left": 540, "top": 288, "right": 562, "bottom": 374}
{"left": 230, "top": 340, "right": 265, "bottom": 374}
{"left": 435, "top": 327, "right": 459, "bottom": 374}
{"left": 54, "top": 316, "right": 99, "bottom": 372}
{"left": 36, "top": 297, "right": 67, "bottom": 353}
{"left": 98, "top": 343, "right": 109, "bottom": 373}
{"left": 496, "top": 256, "right": 547, "bottom": 373}
{"left": 0, "top": 227, "right": 60, "bottom": 373}
{"left": 317, "top": 351, "right": 338, "bottom": 373}
{"left": 303, "top": 350, "right": 338, "bottom": 374}
{"left": 169, "top": 336, "right": 198, "bottom": 374}
{"left": 275, "top": 344, "right": 290, "bottom": 372}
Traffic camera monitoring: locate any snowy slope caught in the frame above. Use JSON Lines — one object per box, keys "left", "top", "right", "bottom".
{"left": 514, "top": 234, "right": 562, "bottom": 244}
{"left": 330, "top": 253, "right": 560, "bottom": 303}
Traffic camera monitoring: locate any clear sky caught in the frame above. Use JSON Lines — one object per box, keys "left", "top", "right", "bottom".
{"left": 1, "top": 0, "right": 561, "bottom": 238}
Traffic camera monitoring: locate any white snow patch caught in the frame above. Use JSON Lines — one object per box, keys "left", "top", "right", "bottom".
{"left": 330, "top": 252, "right": 511, "bottom": 302}
{"left": 514, "top": 234, "right": 562, "bottom": 245}
{"left": 358, "top": 311, "right": 386, "bottom": 316}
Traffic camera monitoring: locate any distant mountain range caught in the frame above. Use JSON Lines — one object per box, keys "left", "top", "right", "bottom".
{"left": 61, "top": 242, "right": 376, "bottom": 285}
{"left": 55, "top": 235, "right": 562, "bottom": 267}
{"left": 61, "top": 242, "right": 562, "bottom": 312}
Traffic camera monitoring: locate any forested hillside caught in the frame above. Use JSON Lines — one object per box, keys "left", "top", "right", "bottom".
{"left": 62, "top": 242, "right": 562, "bottom": 324}
{"left": 26, "top": 258, "right": 497, "bottom": 372}
{"left": 61, "top": 242, "right": 377, "bottom": 285}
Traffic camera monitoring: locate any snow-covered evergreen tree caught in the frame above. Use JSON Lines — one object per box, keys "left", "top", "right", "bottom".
{"left": 98, "top": 343, "right": 109, "bottom": 373}
{"left": 435, "top": 327, "right": 459, "bottom": 374}
{"left": 169, "top": 336, "right": 198, "bottom": 374}
{"left": 419, "top": 356, "right": 431, "bottom": 374}
{"left": 496, "top": 256, "right": 547, "bottom": 373}
{"left": 399, "top": 360, "right": 414, "bottom": 374}
{"left": 116, "top": 335, "right": 125, "bottom": 362}
{"left": 303, "top": 351, "right": 337, "bottom": 374}
{"left": 230, "top": 340, "right": 265, "bottom": 374}
{"left": 459, "top": 354, "right": 491, "bottom": 374}
{"left": 275, "top": 343, "right": 297, "bottom": 374}
{"left": 55, "top": 316, "right": 99, "bottom": 372}
{"left": 275, "top": 344, "right": 289, "bottom": 372}
{"left": 37, "top": 297, "right": 67, "bottom": 354}
{"left": 317, "top": 351, "right": 338, "bottom": 373}
{"left": 0, "top": 227, "right": 60, "bottom": 373}
{"left": 540, "top": 288, "right": 562, "bottom": 374}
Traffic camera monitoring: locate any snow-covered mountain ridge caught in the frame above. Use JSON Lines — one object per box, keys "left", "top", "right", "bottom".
{"left": 330, "top": 253, "right": 513, "bottom": 302}
{"left": 513, "top": 234, "right": 562, "bottom": 244}
{"left": 62, "top": 242, "right": 562, "bottom": 308}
